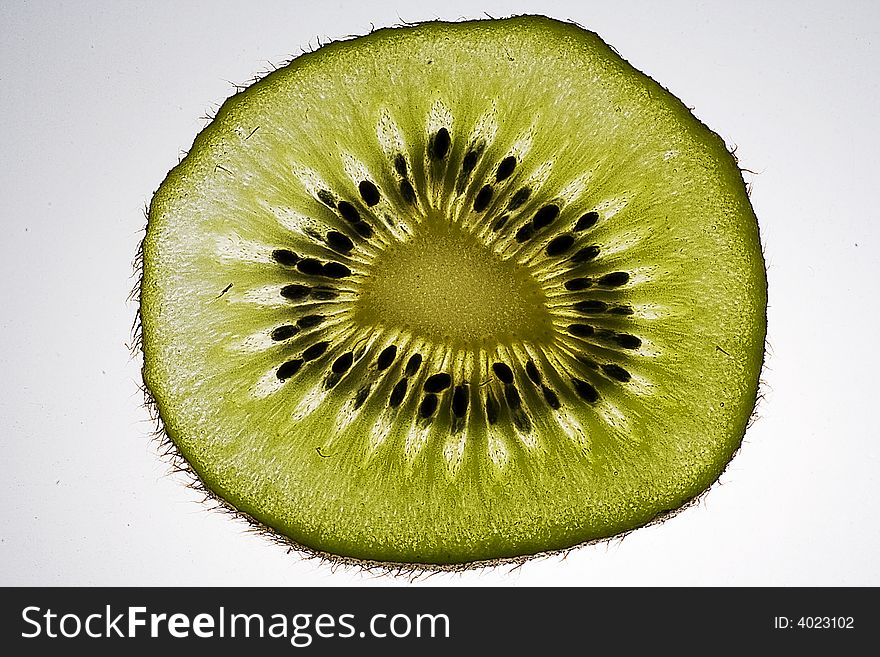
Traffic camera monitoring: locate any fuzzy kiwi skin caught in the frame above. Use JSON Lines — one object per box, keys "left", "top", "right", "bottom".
{"left": 140, "top": 15, "right": 767, "bottom": 567}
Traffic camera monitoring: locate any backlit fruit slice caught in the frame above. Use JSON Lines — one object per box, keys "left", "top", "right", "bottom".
{"left": 140, "top": 16, "right": 767, "bottom": 565}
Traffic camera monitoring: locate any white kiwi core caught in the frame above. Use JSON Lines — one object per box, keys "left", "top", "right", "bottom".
{"left": 354, "top": 216, "right": 553, "bottom": 348}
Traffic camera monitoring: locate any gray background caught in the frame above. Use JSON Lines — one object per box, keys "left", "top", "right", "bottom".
{"left": 1, "top": 0, "right": 877, "bottom": 586}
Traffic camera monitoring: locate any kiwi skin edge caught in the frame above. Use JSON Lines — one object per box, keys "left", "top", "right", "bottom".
{"left": 133, "top": 15, "right": 768, "bottom": 575}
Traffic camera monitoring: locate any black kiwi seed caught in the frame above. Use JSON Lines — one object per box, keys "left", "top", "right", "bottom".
{"left": 602, "top": 364, "right": 632, "bottom": 382}
{"left": 492, "top": 215, "right": 509, "bottom": 232}
{"left": 572, "top": 378, "right": 599, "bottom": 403}
{"left": 353, "top": 221, "right": 374, "bottom": 238}
{"left": 615, "top": 334, "right": 642, "bottom": 349}
{"left": 525, "top": 360, "right": 542, "bottom": 384}
{"left": 376, "top": 345, "right": 397, "bottom": 370}
{"left": 574, "top": 211, "right": 599, "bottom": 231}
{"left": 331, "top": 352, "right": 353, "bottom": 374}
{"left": 492, "top": 362, "right": 514, "bottom": 384}
{"left": 461, "top": 149, "right": 479, "bottom": 173}
{"left": 389, "top": 378, "right": 408, "bottom": 408}
{"left": 399, "top": 179, "right": 416, "bottom": 204}
{"left": 322, "top": 262, "right": 351, "bottom": 278}
{"left": 272, "top": 249, "right": 300, "bottom": 266}
{"left": 358, "top": 180, "right": 381, "bottom": 206}
{"left": 568, "top": 324, "right": 595, "bottom": 337}
{"left": 486, "top": 392, "right": 499, "bottom": 425}
{"left": 599, "top": 271, "right": 630, "bottom": 287}
{"left": 515, "top": 223, "right": 535, "bottom": 243}
{"left": 419, "top": 394, "right": 439, "bottom": 418}
{"left": 326, "top": 231, "right": 354, "bottom": 253}
{"left": 571, "top": 245, "right": 600, "bottom": 263}
{"left": 297, "top": 315, "right": 324, "bottom": 329}
{"left": 504, "top": 384, "right": 521, "bottom": 410}
{"left": 271, "top": 325, "right": 299, "bottom": 341}
{"left": 533, "top": 204, "right": 560, "bottom": 229}
{"left": 495, "top": 156, "right": 516, "bottom": 181}
{"left": 609, "top": 305, "right": 634, "bottom": 316}
{"left": 473, "top": 185, "right": 493, "bottom": 212}
{"left": 276, "top": 359, "right": 304, "bottom": 380}
{"left": 565, "top": 277, "right": 592, "bottom": 291}
{"left": 302, "top": 342, "right": 329, "bottom": 361}
{"left": 317, "top": 189, "right": 336, "bottom": 208}
{"left": 575, "top": 300, "right": 608, "bottom": 313}
{"left": 546, "top": 234, "right": 575, "bottom": 256}
{"left": 507, "top": 187, "right": 531, "bottom": 210}
{"left": 452, "top": 385, "right": 469, "bottom": 418}
{"left": 424, "top": 372, "right": 452, "bottom": 392}
{"left": 430, "top": 128, "right": 451, "bottom": 160}
{"left": 281, "top": 284, "right": 310, "bottom": 300}
{"left": 296, "top": 258, "right": 324, "bottom": 275}
{"left": 337, "top": 201, "right": 360, "bottom": 223}
{"left": 542, "top": 385, "right": 561, "bottom": 410}
{"left": 394, "top": 153, "right": 408, "bottom": 177}
{"left": 404, "top": 353, "right": 423, "bottom": 376}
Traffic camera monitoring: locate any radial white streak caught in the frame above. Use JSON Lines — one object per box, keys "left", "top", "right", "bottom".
{"left": 231, "top": 331, "right": 277, "bottom": 353}
{"left": 214, "top": 234, "right": 277, "bottom": 264}
{"left": 557, "top": 171, "right": 593, "bottom": 203}
{"left": 509, "top": 127, "right": 536, "bottom": 161}
{"left": 598, "top": 402, "right": 629, "bottom": 433}
{"left": 240, "top": 285, "right": 289, "bottom": 307}
{"left": 619, "top": 265, "right": 660, "bottom": 287}
{"left": 425, "top": 100, "right": 454, "bottom": 209}
{"left": 340, "top": 152, "right": 374, "bottom": 189}
{"left": 291, "top": 165, "right": 329, "bottom": 201}
{"left": 470, "top": 104, "right": 499, "bottom": 145}
{"left": 259, "top": 202, "right": 313, "bottom": 235}
{"left": 253, "top": 369, "right": 286, "bottom": 399}
{"left": 376, "top": 109, "right": 405, "bottom": 155}
{"left": 525, "top": 159, "right": 554, "bottom": 190}
{"left": 443, "top": 435, "right": 467, "bottom": 478}
{"left": 292, "top": 384, "right": 330, "bottom": 422}
{"left": 404, "top": 426, "right": 430, "bottom": 463}
{"left": 427, "top": 100, "right": 454, "bottom": 135}
{"left": 555, "top": 410, "right": 592, "bottom": 458}
{"left": 626, "top": 374, "right": 657, "bottom": 397}
{"left": 334, "top": 398, "right": 360, "bottom": 435}
{"left": 516, "top": 431, "right": 538, "bottom": 450}
{"left": 593, "top": 194, "right": 633, "bottom": 221}
{"left": 487, "top": 433, "right": 509, "bottom": 470}
{"left": 367, "top": 417, "right": 394, "bottom": 454}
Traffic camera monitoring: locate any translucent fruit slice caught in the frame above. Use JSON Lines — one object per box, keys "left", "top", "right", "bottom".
{"left": 140, "top": 16, "right": 767, "bottom": 565}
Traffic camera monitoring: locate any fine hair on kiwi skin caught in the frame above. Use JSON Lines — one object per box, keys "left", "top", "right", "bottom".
{"left": 135, "top": 15, "right": 767, "bottom": 574}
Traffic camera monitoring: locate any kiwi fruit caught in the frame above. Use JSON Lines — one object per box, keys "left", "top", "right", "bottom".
{"left": 139, "top": 16, "right": 766, "bottom": 568}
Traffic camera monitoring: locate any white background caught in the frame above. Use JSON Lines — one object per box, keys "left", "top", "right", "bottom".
{"left": 1, "top": 0, "right": 877, "bottom": 586}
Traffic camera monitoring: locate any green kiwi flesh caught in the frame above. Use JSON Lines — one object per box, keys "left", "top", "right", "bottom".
{"left": 140, "top": 16, "right": 767, "bottom": 565}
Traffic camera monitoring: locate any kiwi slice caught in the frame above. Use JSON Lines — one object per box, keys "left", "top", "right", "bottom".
{"left": 140, "top": 16, "right": 766, "bottom": 567}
